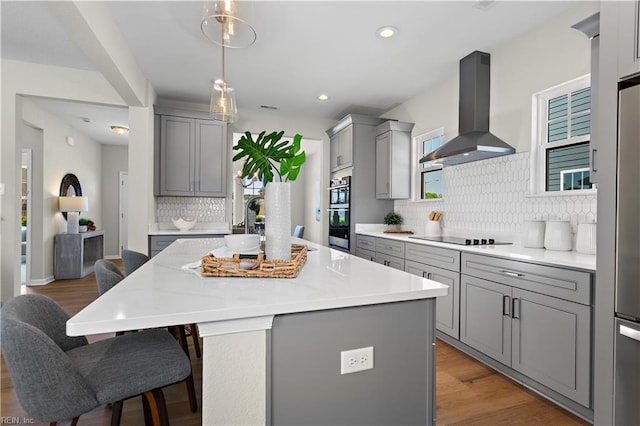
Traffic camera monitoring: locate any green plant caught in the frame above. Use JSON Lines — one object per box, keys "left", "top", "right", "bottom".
{"left": 21, "top": 217, "right": 27, "bottom": 227}
{"left": 255, "top": 215, "right": 264, "bottom": 223}
{"left": 383, "top": 212, "right": 403, "bottom": 226}
{"left": 79, "top": 218, "right": 90, "bottom": 226}
{"left": 232, "top": 131, "right": 305, "bottom": 185}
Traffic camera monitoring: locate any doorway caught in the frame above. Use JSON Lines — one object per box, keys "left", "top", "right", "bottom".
{"left": 119, "top": 171, "right": 128, "bottom": 256}
{"left": 20, "top": 149, "right": 32, "bottom": 285}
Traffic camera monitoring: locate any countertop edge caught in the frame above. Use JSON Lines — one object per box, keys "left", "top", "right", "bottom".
{"left": 356, "top": 230, "right": 596, "bottom": 272}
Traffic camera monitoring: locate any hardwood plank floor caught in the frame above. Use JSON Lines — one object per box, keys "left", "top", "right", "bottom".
{"left": 2, "top": 263, "right": 587, "bottom": 425}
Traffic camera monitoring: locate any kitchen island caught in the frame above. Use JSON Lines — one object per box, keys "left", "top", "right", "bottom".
{"left": 67, "top": 238, "right": 447, "bottom": 425}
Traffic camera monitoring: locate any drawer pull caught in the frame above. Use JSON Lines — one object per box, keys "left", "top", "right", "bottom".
{"left": 501, "top": 270, "right": 525, "bottom": 278}
{"left": 422, "top": 271, "right": 428, "bottom": 278}
{"left": 502, "top": 295, "right": 511, "bottom": 316}
{"left": 512, "top": 298, "right": 521, "bottom": 319}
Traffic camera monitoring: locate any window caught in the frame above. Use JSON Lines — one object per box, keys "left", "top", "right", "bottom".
{"left": 414, "top": 129, "right": 444, "bottom": 200}
{"left": 532, "top": 75, "right": 593, "bottom": 193}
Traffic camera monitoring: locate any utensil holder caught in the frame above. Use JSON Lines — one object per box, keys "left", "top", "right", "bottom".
{"left": 544, "top": 220, "right": 572, "bottom": 251}
{"left": 576, "top": 222, "right": 597, "bottom": 255}
{"left": 425, "top": 221, "right": 442, "bottom": 237}
{"left": 523, "top": 220, "right": 545, "bottom": 248}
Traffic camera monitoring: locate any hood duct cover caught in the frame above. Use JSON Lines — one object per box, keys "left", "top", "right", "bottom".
{"left": 420, "top": 51, "right": 515, "bottom": 166}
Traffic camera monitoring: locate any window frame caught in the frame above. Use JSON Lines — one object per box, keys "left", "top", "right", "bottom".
{"left": 530, "top": 74, "right": 594, "bottom": 195}
{"left": 412, "top": 128, "right": 444, "bottom": 202}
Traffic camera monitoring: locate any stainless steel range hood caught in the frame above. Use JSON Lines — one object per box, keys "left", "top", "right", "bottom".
{"left": 420, "top": 51, "right": 515, "bottom": 166}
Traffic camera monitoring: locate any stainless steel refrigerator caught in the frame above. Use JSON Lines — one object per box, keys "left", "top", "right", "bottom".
{"left": 615, "top": 81, "right": 640, "bottom": 425}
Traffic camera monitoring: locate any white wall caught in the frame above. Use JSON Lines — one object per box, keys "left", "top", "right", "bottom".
{"left": 382, "top": 2, "right": 598, "bottom": 153}
{"left": 20, "top": 97, "right": 104, "bottom": 282}
{"left": 1, "top": 60, "right": 126, "bottom": 302}
{"left": 101, "top": 144, "right": 128, "bottom": 257}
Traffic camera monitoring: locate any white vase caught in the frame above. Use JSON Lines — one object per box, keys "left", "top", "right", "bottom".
{"left": 265, "top": 182, "right": 291, "bottom": 260}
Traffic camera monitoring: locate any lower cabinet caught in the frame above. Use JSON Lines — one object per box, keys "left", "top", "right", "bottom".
{"left": 406, "top": 260, "right": 459, "bottom": 339}
{"left": 460, "top": 274, "right": 591, "bottom": 407}
{"left": 148, "top": 234, "right": 224, "bottom": 257}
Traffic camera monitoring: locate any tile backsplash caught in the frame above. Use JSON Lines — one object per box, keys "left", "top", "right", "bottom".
{"left": 156, "top": 197, "right": 226, "bottom": 223}
{"left": 394, "top": 152, "right": 597, "bottom": 240}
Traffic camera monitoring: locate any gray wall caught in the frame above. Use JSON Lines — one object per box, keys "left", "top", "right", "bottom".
{"left": 270, "top": 299, "right": 435, "bottom": 425}
{"left": 101, "top": 144, "right": 128, "bottom": 257}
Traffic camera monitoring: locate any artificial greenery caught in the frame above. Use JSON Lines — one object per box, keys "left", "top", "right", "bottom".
{"left": 232, "top": 131, "right": 305, "bottom": 185}
{"left": 383, "top": 212, "right": 403, "bottom": 226}
{"left": 79, "top": 218, "right": 90, "bottom": 226}
{"left": 255, "top": 215, "right": 264, "bottom": 223}
{"left": 21, "top": 217, "right": 27, "bottom": 226}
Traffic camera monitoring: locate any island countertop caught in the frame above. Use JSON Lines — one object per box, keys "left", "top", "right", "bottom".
{"left": 67, "top": 238, "right": 448, "bottom": 336}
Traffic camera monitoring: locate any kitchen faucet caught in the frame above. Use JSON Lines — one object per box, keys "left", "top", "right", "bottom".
{"left": 244, "top": 194, "right": 263, "bottom": 234}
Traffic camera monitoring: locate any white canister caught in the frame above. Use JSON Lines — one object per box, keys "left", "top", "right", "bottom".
{"left": 575, "top": 222, "right": 597, "bottom": 255}
{"left": 544, "top": 220, "right": 573, "bottom": 251}
{"left": 523, "top": 220, "right": 546, "bottom": 248}
{"left": 425, "top": 221, "right": 442, "bottom": 237}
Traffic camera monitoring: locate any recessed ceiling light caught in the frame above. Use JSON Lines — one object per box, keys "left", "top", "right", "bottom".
{"left": 377, "top": 26, "right": 397, "bottom": 39}
{"left": 318, "top": 94, "right": 329, "bottom": 101}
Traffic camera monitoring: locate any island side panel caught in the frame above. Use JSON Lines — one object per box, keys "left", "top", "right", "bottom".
{"left": 270, "top": 299, "right": 436, "bottom": 425}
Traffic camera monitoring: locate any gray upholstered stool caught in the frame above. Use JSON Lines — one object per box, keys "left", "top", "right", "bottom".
{"left": 1, "top": 294, "right": 192, "bottom": 426}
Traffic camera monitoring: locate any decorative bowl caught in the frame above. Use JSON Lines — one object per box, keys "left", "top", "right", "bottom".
{"left": 224, "top": 234, "right": 261, "bottom": 252}
{"left": 171, "top": 218, "right": 197, "bottom": 231}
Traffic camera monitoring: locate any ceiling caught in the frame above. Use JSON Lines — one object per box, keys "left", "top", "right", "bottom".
{"left": 2, "top": 1, "right": 580, "bottom": 145}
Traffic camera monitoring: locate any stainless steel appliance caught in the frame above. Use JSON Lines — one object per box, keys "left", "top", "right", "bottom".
{"left": 614, "top": 82, "right": 640, "bottom": 424}
{"left": 328, "top": 177, "right": 350, "bottom": 251}
{"left": 409, "top": 236, "right": 511, "bottom": 246}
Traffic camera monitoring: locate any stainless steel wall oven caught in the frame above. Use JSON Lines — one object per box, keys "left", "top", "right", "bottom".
{"left": 328, "top": 177, "right": 350, "bottom": 251}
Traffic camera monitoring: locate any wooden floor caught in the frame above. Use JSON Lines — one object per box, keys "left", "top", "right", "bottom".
{"left": 2, "top": 262, "right": 587, "bottom": 425}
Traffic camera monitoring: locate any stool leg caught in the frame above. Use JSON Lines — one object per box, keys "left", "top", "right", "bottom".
{"left": 141, "top": 388, "right": 169, "bottom": 426}
{"left": 188, "top": 323, "right": 201, "bottom": 358}
{"left": 111, "top": 400, "right": 124, "bottom": 426}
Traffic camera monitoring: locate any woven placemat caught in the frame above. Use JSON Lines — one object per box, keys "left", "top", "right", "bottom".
{"left": 201, "top": 244, "right": 307, "bottom": 278}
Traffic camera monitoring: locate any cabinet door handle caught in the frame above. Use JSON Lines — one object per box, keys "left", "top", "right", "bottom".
{"left": 511, "top": 297, "right": 520, "bottom": 319}
{"left": 370, "top": 256, "right": 375, "bottom": 262}
{"left": 500, "top": 270, "right": 525, "bottom": 278}
{"left": 503, "top": 295, "right": 511, "bottom": 316}
{"left": 591, "top": 148, "right": 597, "bottom": 173}
{"left": 422, "top": 271, "right": 428, "bottom": 278}
{"left": 427, "top": 272, "right": 432, "bottom": 280}
{"left": 620, "top": 324, "right": 640, "bottom": 342}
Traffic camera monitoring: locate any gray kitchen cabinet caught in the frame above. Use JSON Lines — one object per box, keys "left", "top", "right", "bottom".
{"left": 375, "top": 121, "right": 414, "bottom": 199}
{"left": 405, "top": 242, "right": 461, "bottom": 339}
{"left": 354, "top": 235, "right": 404, "bottom": 270}
{"left": 460, "top": 274, "right": 512, "bottom": 365}
{"left": 618, "top": 0, "right": 640, "bottom": 79}
{"left": 148, "top": 234, "right": 224, "bottom": 257}
{"left": 406, "top": 260, "right": 460, "bottom": 339}
{"left": 156, "top": 109, "right": 227, "bottom": 197}
{"left": 329, "top": 125, "right": 353, "bottom": 172}
{"left": 375, "top": 252, "right": 404, "bottom": 271}
{"left": 460, "top": 254, "right": 592, "bottom": 407}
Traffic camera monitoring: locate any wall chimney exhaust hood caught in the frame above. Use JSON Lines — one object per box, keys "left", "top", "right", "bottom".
{"left": 420, "top": 51, "right": 515, "bottom": 166}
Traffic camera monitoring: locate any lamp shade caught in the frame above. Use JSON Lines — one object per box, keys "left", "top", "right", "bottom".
{"left": 59, "top": 196, "right": 88, "bottom": 212}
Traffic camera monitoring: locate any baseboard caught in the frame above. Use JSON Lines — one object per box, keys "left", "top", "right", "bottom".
{"left": 26, "top": 276, "right": 55, "bottom": 286}
{"left": 104, "top": 255, "right": 122, "bottom": 260}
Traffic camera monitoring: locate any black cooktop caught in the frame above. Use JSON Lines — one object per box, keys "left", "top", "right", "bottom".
{"left": 409, "top": 236, "right": 511, "bottom": 246}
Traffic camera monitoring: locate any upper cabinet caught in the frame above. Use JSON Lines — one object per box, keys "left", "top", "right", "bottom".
{"left": 155, "top": 108, "right": 227, "bottom": 197}
{"left": 375, "top": 120, "right": 414, "bottom": 199}
{"left": 329, "top": 125, "right": 353, "bottom": 172}
{"left": 619, "top": 0, "right": 640, "bottom": 79}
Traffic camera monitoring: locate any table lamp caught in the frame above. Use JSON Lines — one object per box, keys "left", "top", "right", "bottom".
{"left": 59, "top": 196, "right": 88, "bottom": 233}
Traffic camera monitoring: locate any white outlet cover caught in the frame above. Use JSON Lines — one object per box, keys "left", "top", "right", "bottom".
{"left": 340, "top": 346, "right": 374, "bottom": 375}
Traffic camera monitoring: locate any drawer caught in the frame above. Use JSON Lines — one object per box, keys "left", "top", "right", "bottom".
{"left": 356, "top": 235, "right": 376, "bottom": 251}
{"left": 405, "top": 242, "right": 460, "bottom": 272}
{"left": 149, "top": 235, "right": 178, "bottom": 252}
{"left": 355, "top": 247, "right": 376, "bottom": 262}
{"left": 375, "top": 253, "right": 404, "bottom": 271}
{"left": 375, "top": 238, "right": 405, "bottom": 258}
{"left": 461, "top": 252, "right": 592, "bottom": 305}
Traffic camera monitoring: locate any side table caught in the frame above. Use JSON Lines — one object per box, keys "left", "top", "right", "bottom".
{"left": 54, "top": 230, "right": 105, "bottom": 279}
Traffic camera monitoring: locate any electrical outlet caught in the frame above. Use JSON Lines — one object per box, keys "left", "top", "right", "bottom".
{"left": 340, "top": 346, "right": 374, "bottom": 375}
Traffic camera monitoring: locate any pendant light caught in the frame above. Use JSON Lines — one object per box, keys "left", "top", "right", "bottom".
{"left": 201, "top": 0, "right": 256, "bottom": 49}
{"left": 210, "top": 40, "right": 237, "bottom": 123}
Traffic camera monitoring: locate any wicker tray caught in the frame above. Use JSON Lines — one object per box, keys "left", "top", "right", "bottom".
{"left": 201, "top": 244, "right": 307, "bottom": 278}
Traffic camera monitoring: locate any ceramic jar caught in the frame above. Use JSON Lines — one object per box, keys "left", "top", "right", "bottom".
{"left": 425, "top": 221, "right": 442, "bottom": 237}
{"left": 544, "top": 220, "right": 573, "bottom": 251}
{"left": 575, "top": 222, "right": 597, "bottom": 255}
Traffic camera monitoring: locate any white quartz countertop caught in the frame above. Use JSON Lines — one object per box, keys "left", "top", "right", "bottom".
{"left": 148, "top": 222, "right": 231, "bottom": 235}
{"left": 67, "top": 238, "right": 448, "bottom": 336}
{"left": 355, "top": 227, "right": 596, "bottom": 272}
